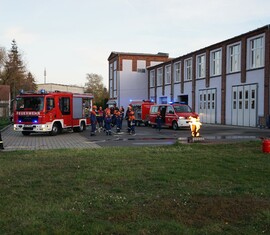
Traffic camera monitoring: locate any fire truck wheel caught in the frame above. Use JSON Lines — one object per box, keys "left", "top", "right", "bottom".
{"left": 50, "top": 123, "right": 60, "bottom": 136}
{"left": 22, "top": 131, "right": 30, "bottom": 136}
{"left": 172, "top": 121, "right": 178, "bottom": 130}
{"left": 74, "top": 122, "right": 85, "bottom": 132}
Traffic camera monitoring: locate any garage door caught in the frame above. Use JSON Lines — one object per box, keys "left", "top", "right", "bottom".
{"left": 232, "top": 84, "right": 257, "bottom": 127}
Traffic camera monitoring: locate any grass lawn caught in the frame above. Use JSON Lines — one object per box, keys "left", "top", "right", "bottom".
{"left": 0, "top": 141, "right": 269, "bottom": 235}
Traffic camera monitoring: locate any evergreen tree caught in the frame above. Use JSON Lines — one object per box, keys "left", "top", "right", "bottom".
{"left": 21, "top": 72, "right": 37, "bottom": 92}
{"left": 2, "top": 40, "right": 26, "bottom": 99}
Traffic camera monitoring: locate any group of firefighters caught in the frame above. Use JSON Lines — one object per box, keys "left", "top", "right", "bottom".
{"left": 88, "top": 105, "right": 136, "bottom": 136}
{"left": 86, "top": 102, "right": 202, "bottom": 137}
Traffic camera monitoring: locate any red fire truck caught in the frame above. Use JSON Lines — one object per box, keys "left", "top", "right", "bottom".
{"left": 129, "top": 100, "right": 155, "bottom": 126}
{"left": 13, "top": 90, "right": 93, "bottom": 136}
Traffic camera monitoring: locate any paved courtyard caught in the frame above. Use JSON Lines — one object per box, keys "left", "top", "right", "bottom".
{"left": 1, "top": 125, "right": 100, "bottom": 151}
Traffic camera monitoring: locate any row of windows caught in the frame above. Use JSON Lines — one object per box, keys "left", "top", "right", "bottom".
{"left": 150, "top": 35, "right": 265, "bottom": 87}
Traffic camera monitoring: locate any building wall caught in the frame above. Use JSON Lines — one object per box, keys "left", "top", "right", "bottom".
{"left": 183, "top": 81, "right": 193, "bottom": 107}
{"left": 0, "top": 85, "right": 11, "bottom": 118}
{"left": 149, "top": 87, "right": 155, "bottom": 101}
{"left": 173, "top": 83, "right": 181, "bottom": 102}
{"left": 119, "top": 59, "right": 148, "bottom": 109}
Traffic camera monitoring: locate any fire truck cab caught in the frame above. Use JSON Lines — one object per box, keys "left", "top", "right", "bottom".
{"left": 129, "top": 100, "right": 155, "bottom": 126}
{"left": 149, "top": 103, "right": 199, "bottom": 130}
{"left": 13, "top": 90, "right": 93, "bottom": 136}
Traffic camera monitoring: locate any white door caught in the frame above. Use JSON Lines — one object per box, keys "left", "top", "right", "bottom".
{"left": 199, "top": 91, "right": 206, "bottom": 123}
{"left": 232, "top": 87, "right": 238, "bottom": 125}
{"left": 243, "top": 86, "right": 249, "bottom": 126}
{"left": 210, "top": 90, "right": 216, "bottom": 123}
{"left": 249, "top": 84, "right": 257, "bottom": 127}
{"left": 199, "top": 89, "right": 216, "bottom": 124}
{"left": 237, "top": 86, "right": 244, "bottom": 126}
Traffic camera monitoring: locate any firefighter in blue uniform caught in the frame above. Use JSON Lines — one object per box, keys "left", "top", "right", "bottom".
{"left": 155, "top": 111, "right": 163, "bottom": 132}
{"left": 115, "top": 110, "right": 122, "bottom": 133}
{"left": 104, "top": 111, "right": 112, "bottom": 135}
{"left": 129, "top": 110, "right": 136, "bottom": 135}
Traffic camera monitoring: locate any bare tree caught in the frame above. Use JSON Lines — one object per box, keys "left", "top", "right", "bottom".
{"left": 0, "top": 47, "right": 6, "bottom": 82}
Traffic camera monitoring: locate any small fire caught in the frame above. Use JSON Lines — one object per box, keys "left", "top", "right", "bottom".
{"left": 189, "top": 116, "right": 202, "bottom": 137}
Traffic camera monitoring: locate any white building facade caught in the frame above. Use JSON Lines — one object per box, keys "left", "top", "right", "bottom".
{"left": 148, "top": 25, "right": 270, "bottom": 127}
{"left": 107, "top": 52, "right": 170, "bottom": 109}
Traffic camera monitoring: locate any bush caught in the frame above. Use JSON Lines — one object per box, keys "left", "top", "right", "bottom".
{"left": 0, "top": 117, "right": 11, "bottom": 130}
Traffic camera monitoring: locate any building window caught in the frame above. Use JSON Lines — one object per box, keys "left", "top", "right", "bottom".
{"left": 137, "top": 60, "right": 146, "bottom": 73}
{"left": 196, "top": 54, "right": 206, "bottom": 79}
{"left": 210, "top": 49, "right": 221, "bottom": 76}
{"left": 228, "top": 43, "right": 241, "bottom": 73}
{"left": 174, "top": 62, "right": 181, "bottom": 82}
{"left": 165, "top": 65, "right": 171, "bottom": 84}
{"left": 157, "top": 68, "right": 163, "bottom": 86}
{"left": 113, "top": 61, "right": 117, "bottom": 97}
{"left": 184, "top": 58, "right": 192, "bottom": 81}
{"left": 109, "top": 63, "right": 113, "bottom": 98}
{"left": 109, "top": 63, "right": 113, "bottom": 80}
{"left": 150, "top": 70, "right": 155, "bottom": 87}
{"left": 249, "top": 35, "right": 264, "bottom": 69}
{"left": 137, "top": 68, "right": 146, "bottom": 73}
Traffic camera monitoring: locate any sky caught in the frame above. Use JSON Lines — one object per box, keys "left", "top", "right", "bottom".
{"left": 0, "top": 0, "right": 270, "bottom": 88}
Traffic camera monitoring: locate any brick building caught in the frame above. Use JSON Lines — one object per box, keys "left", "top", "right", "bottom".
{"left": 107, "top": 25, "right": 270, "bottom": 127}
{"left": 147, "top": 25, "right": 270, "bottom": 127}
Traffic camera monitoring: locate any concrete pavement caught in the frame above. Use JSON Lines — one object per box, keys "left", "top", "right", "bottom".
{"left": 1, "top": 125, "right": 100, "bottom": 151}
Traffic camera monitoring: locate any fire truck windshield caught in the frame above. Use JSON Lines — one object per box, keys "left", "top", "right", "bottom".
{"left": 16, "top": 97, "right": 44, "bottom": 111}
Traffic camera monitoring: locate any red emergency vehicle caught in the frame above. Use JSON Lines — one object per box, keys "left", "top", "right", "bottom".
{"left": 129, "top": 100, "right": 155, "bottom": 126}
{"left": 149, "top": 103, "right": 199, "bottom": 130}
{"left": 13, "top": 90, "right": 93, "bottom": 136}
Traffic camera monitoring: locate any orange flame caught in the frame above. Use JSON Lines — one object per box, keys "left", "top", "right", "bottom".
{"left": 189, "top": 116, "right": 202, "bottom": 137}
